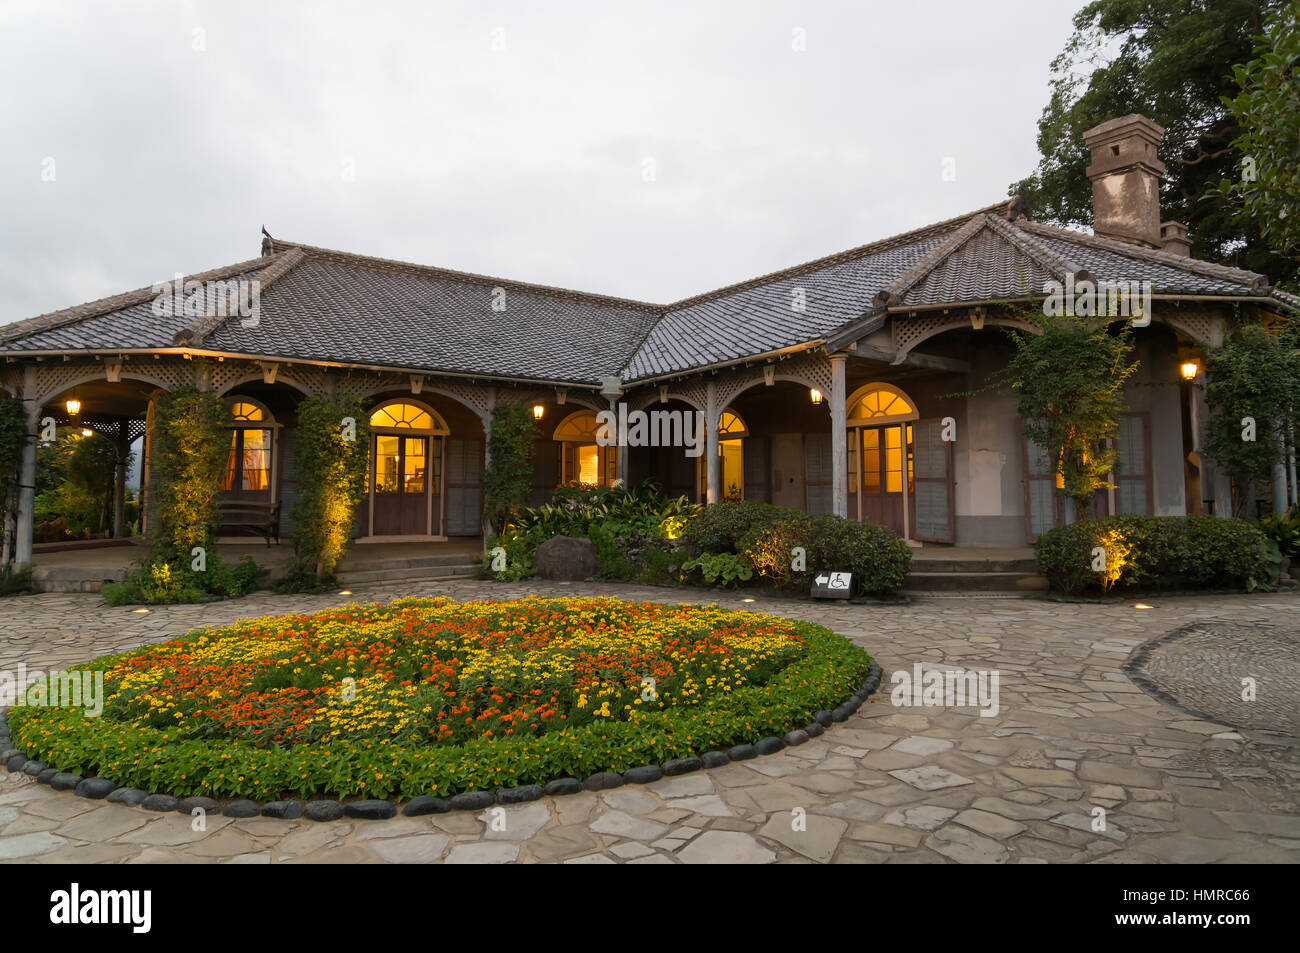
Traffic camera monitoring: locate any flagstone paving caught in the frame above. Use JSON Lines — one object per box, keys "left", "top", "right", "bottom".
{"left": 1, "top": 580, "right": 1298, "bottom": 864}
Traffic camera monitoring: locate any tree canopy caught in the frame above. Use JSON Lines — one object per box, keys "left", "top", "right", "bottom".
{"left": 1012, "top": 0, "right": 1296, "bottom": 287}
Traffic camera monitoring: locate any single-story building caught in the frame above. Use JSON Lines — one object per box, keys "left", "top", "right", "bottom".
{"left": 2, "top": 114, "right": 1296, "bottom": 564}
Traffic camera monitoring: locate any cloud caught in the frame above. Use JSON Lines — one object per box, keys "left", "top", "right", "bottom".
{"left": 0, "top": 0, "right": 1080, "bottom": 324}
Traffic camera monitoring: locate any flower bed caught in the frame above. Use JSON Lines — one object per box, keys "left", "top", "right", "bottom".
{"left": 7, "top": 596, "right": 871, "bottom": 801}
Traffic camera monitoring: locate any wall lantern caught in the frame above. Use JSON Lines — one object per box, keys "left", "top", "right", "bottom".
{"left": 809, "top": 388, "right": 823, "bottom": 405}
{"left": 1179, "top": 361, "right": 1199, "bottom": 381}
{"left": 532, "top": 404, "right": 545, "bottom": 420}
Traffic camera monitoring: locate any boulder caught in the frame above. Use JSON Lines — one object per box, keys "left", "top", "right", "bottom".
{"left": 533, "top": 535, "right": 599, "bottom": 581}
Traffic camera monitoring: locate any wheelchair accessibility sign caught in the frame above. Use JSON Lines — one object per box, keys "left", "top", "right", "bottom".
{"left": 811, "top": 571, "right": 853, "bottom": 599}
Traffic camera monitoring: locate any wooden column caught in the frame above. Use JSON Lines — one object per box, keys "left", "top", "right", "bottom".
{"left": 705, "top": 381, "right": 719, "bottom": 505}
{"left": 830, "top": 353, "right": 848, "bottom": 518}
{"left": 112, "top": 424, "right": 129, "bottom": 538}
{"left": 14, "top": 365, "right": 39, "bottom": 566}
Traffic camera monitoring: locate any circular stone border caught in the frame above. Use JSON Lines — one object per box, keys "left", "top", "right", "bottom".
{"left": 1121, "top": 622, "right": 1273, "bottom": 734}
{"left": 0, "top": 659, "right": 883, "bottom": 823}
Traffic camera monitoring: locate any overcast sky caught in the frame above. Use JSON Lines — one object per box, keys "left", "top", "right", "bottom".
{"left": 1, "top": 0, "right": 1086, "bottom": 325}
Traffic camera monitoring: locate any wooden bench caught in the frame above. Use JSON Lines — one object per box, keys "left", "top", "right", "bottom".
{"left": 218, "top": 501, "right": 281, "bottom": 544}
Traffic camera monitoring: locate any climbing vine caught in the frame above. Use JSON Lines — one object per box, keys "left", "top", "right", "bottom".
{"left": 0, "top": 397, "right": 27, "bottom": 572}
{"left": 104, "top": 386, "right": 259, "bottom": 605}
{"left": 144, "top": 386, "right": 228, "bottom": 561}
{"left": 280, "top": 394, "right": 370, "bottom": 590}
{"left": 483, "top": 401, "right": 538, "bottom": 537}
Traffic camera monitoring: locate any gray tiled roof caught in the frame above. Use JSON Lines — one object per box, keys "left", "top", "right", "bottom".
{"left": 203, "top": 257, "right": 661, "bottom": 385}
{"left": 1, "top": 201, "right": 1287, "bottom": 387}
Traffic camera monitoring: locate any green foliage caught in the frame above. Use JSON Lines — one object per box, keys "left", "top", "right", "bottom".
{"left": 1257, "top": 505, "right": 1300, "bottom": 558}
{"left": 32, "top": 430, "right": 128, "bottom": 538}
{"left": 681, "top": 552, "right": 753, "bottom": 587}
{"left": 483, "top": 402, "right": 538, "bottom": 539}
{"left": 0, "top": 564, "right": 33, "bottom": 596}
{"left": 1213, "top": 6, "right": 1300, "bottom": 273}
{"left": 280, "top": 395, "right": 370, "bottom": 590}
{"left": 1204, "top": 324, "right": 1300, "bottom": 514}
{"left": 741, "top": 512, "right": 912, "bottom": 596}
{"left": 1011, "top": 0, "right": 1297, "bottom": 285}
{"left": 1003, "top": 314, "right": 1138, "bottom": 509}
{"left": 681, "top": 499, "right": 784, "bottom": 555}
{"left": 105, "top": 553, "right": 261, "bottom": 606}
{"left": 0, "top": 397, "right": 26, "bottom": 563}
{"left": 115, "top": 386, "right": 262, "bottom": 604}
{"left": 145, "top": 387, "right": 228, "bottom": 562}
{"left": 484, "top": 482, "right": 698, "bottom": 581}
{"left": 1035, "top": 515, "right": 1274, "bottom": 594}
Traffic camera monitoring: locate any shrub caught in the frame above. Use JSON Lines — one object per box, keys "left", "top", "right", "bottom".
{"left": 104, "top": 553, "right": 262, "bottom": 606}
{"left": 740, "top": 513, "right": 912, "bottom": 596}
{"left": 1035, "top": 515, "right": 1274, "bottom": 594}
{"left": 484, "top": 482, "right": 697, "bottom": 581}
{"left": 681, "top": 499, "right": 787, "bottom": 555}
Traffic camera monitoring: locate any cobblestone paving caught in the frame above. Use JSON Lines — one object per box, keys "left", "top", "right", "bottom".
{"left": 1129, "top": 621, "right": 1300, "bottom": 736}
{"left": 2, "top": 581, "right": 1298, "bottom": 864}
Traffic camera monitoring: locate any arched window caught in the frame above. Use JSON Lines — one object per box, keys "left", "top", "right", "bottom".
{"left": 553, "top": 409, "right": 615, "bottom": 486}
{"left": 847, "top": 383, "right": 918, "bottom": 424}
{"left": 222, "top": 398, "right": 276, "bottom": 495}
{"left": 717, "top": 409, "right": 747, "bottom": 500}
{"left": 370, "top": 401, "right": 448, "bottom": 432}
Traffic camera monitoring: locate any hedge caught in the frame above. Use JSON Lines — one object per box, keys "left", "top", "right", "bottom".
{"left": 1035, "top": 515, "right": 1275, "bottom": 595}
{"left": 740, "top": 512, "right": 912, "bottom": 596}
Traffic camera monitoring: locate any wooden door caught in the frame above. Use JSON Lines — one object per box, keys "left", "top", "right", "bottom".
{"left": 911, "top": 418, "right": 954, "bottom": 542}
{"left": 770, "top": 434, "right": 804, "bottom": 509}
{"left": 371, "top": 434, "right": 430, "bottom": 536}
{"left": 859, "top": 424, "right": 907, "bottom": 533}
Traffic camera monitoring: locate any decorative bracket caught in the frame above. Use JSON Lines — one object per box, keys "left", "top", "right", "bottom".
{"left": 261, "top": 362, "right": 279, "bottom": 385}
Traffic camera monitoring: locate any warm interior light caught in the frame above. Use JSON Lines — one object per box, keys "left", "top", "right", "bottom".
{"left": 1180, "top": 361, "right": 1199, "bottom": 381}
{"left": 809, "top": 388, "right": 823, "bottom": 405}
{"left": 65, "top": 398, "right": 81, "bottom": 415}
{"left": 532, "top": 405, "right": 545, "bottom": 420}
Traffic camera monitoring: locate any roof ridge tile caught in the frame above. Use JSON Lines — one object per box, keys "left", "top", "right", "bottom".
{"left": 1019, "top": 220, "right": 1270, "bottom": 293}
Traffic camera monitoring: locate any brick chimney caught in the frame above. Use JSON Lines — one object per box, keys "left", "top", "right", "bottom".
{"left": 1082, "top": 114, "right": 1166, "bottom": 248}
{"left": 1159, "top": 220, "right": 1192, "bottom": 256}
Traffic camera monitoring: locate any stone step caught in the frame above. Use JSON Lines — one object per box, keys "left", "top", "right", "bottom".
{"left": 903, "top": 571, "right": 1047, "bottom": 592}
{"left": 910, "top": 557, "right": 1038, "bottom": 574}
{"left": 334, "top": 564, "right": 479, "bottom": 586}
{"left": 337, "top": 552, "right": 482, "bottom": 572}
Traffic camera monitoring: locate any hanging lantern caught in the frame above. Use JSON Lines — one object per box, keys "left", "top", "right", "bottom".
{"left": 809, "top": 388, "right": 823, "bottom": 405}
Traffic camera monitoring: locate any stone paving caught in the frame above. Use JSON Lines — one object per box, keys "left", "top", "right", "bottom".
{"left": 1, "top": 580, "right": 1298, "bottom": 864}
